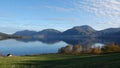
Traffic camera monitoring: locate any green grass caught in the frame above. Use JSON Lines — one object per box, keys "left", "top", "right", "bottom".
{"left": 0, "top": 53, "right": 120, "bottom": 68}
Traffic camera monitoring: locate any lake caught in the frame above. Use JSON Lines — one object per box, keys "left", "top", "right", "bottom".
{"left": 0, "top": 38, "right": 120, "bottom": 56}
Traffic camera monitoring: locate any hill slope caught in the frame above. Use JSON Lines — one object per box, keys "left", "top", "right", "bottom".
{"left": 62, "top": 25, "right": 96, "bottom": 35}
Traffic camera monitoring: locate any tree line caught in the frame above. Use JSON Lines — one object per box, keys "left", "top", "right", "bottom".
{"left": 59, "top": 43, "right": 120, "bottom": 54}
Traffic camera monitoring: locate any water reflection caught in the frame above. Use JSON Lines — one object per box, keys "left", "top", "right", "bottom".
{"left": 0, "top": 39, "right": 67, "bottom": 56}
{"left": 15, "top": 37, "right": 120, "bottom": 46}
{"left": 0, "top": 37, "right": 120, "bottom": 56}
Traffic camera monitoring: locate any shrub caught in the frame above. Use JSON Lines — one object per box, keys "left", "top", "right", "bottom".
{"left": 90, "top": 47, "right": 101, "bottom": 54}
{"left": 102, "top": 43, "right": 120, "bottom": 53}
{"left": 59, "top": 43, "right": 120, "bottom": 55}
{"left": 72, "top": 45, "right": 82, "bottom": 54}
{"left": 59, "top": 45, "right": 72, "bottom": 54}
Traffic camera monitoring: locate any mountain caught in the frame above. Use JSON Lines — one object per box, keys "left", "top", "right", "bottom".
{"left": 114, "top": 31, "right": 120, "bottom": 36}
{"left": 0, "top": 32, "right": 9, "bottom": 36}
{"left": 13, "top": 25, "right": 97, "bottom": 39}
{"left": 13, "top": 29, "right": 61, "bottom": 39}
{"left": 94, "top": 28, "right": 120, "bottom": 38}
{"left": 13, "top": 30, "right": 37, "bottom": 36}
{"left": 0, "top": 32, "right": 14, "bottom": 39}
{"left": 12, "top": 25, "right": 120, "bottom": 39}
{"left": 62, "top": 25, "right": 96, "bottom": 35}
{"left": 35, "top": 29, "right": 62, "bottom": 39}
{"left": 37, "top": 29, "right": 61, "bottom": 36}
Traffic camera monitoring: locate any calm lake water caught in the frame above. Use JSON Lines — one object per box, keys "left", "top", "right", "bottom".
{"left": 0, "top": 38, "right": 119, "bottom": 56}
{"left": 0, "top": 39, "right": 67, "bottom": 56}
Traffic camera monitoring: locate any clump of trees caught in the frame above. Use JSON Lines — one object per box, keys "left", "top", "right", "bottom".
{"left": 101, "top": 43, "right": 120, "bottom": 53}
{"left": 90, "top": 47, "right": 101, "bottom": 54}
{"left": 72, "top": 45, "right": 82, "bottom": 54}
{"left": 59, "top": 45, "right": 72, "bottom": 54}
{"left": 59, "top": 43, "right": 120, "bottom": 54}
{"left": 59, "top": 45, "right": 82, "bottom": 54}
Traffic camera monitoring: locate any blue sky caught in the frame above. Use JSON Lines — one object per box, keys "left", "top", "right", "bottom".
{"left": 0, "top": 0, "right": 120, "bottom": 34}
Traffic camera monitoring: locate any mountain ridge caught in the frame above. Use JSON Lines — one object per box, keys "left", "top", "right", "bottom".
{"left": 12, "top": 25, "right": 120, "bottom": 38}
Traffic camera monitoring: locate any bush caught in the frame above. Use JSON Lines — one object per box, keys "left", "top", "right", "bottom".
{"left": 90, "top": 47, "right": 101, "bottom": 54}
{"left": 102, "top": 43, "right": 120, "bottom": 53}
{"left": 72, "top": 45, "right": 82, "bottom": 54}
{"left": 59, "top": 43, "right": 120, "bottom": 54}
{"left": 59, "top": 45, "right": 72, "bottom": 54}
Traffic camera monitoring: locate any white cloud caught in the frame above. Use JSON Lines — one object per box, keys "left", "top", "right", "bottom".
{"left": 98, "top": 18, "right": 120, "bottom": 27}
{"left": 73, "top": 0, "right": 120, "bottom": 28}
{"left": 45, "top": 5, "right": 74, "bottom": 12}
{"left": 40, "top": 17, "right": 78, "bottom": 21}
{"left": 75, "top": 0, "right": 120, "bottom": 17}
{"left": 44, "top": 0, "right": 120, "bottom": 17}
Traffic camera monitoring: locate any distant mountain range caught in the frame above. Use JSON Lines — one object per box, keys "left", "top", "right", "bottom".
{"left": 13, "top": 25, "right": 120, "bottom": 39}
{"left": 14, "top": 25, "right": 96, "bottom": 36}
{"left": 0, "top": 32, "right": 12, "bottom": 39}
{"left": 1, "top": 25, "right": 120, "bottom": 40}
{"left": 0, "top": 32, "right": 8, "bottom": 38}
{"left": 0, "top": 32, "right": 22, "bottom": 40}
{"left": 93, "top": 28, "right": 120, "bottom": 38}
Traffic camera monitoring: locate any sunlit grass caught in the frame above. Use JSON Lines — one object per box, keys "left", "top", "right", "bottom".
{"left": 0, "top": 53, "right": 120, "bottom": 68}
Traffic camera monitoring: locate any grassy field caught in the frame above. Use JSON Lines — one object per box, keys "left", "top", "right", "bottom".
{"left": 0, "top": 53, "right": 120, "bottom": 68}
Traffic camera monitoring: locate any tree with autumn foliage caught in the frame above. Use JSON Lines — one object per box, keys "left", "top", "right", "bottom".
{"left": 102, "top": 43, "right": 120, "bottom": 53}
